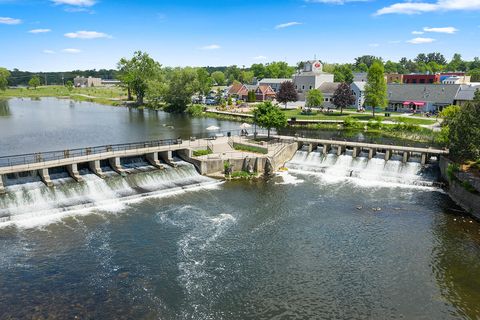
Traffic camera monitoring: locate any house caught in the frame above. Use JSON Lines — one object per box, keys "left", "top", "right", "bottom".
{"left": 74, "top": 76, "right": 102, "bottom": 87}
{"left": 317, "top": 82, "right": 340, "bottom": 108}
{"left": 258, "top": 78, "right": 291, "bottom": 93}
{"left": 351, "top": 81, "right": 367, "bottom": 110}
{"left": 386, "top": 84, "right": 460, "bottom": 112}
{"left": 292, "top": 60, "right": 334, "bottom": 101}
{"left": 454, "top": 84, "right": 480, "bottom": 106}
{"left": 101, "top": 79, "right": 121, "bottom": 87}
{"left": 255, "top": 84, "right": 276, "bottom": 101}
{"left": 227, "top": 82, "right": 249, "bottom": 100}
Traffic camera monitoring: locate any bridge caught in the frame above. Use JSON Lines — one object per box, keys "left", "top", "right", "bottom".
{"left": 0, "top": 132, "right": 449, "bottom": 194}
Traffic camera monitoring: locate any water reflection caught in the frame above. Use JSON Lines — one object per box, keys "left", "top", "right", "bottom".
{"left": 0, "top": 100, "right": 11, "bottom": 117}
{"left": 432, "top": 203, "right": 480, "bottom": 319}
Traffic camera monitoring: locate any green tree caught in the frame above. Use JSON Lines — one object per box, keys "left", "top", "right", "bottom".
{"left": 276, "top": 81, "right": 298, "bottom": 109}
{"left": 240, "top": 71, "right": 255, "bottom": 84}
{"left": 364, "top": 61, "right": 388, "bottom": 117}
{"left": 65, "top": 80, "right": 74, "bottom": 91}
{"left": 28, "top": 76, "right": 41, "bottom": 89}
{"left": 384, "top": 60, "right": 399, "bottom": 74}
{"left": 355, "top": 55, "right": 382, "bottom": 69}
{"left": 253, "top": 101, "right": 288, "bottom": 138}
{"left": 247, "top": 90, "right": 256, "bottom": 103}
{"left": 0, "top": 67, "right": 10, "bottom": 91}
{"left": 211, "top": 71, "right": 226, "bottom": 85}
{"left": 467, "top": 69, "right": 480, "bottom": 82}
{"left": 264, "top": 62, "right": 294, "bottom": 78}
{"left": 117, "top": 51, "right": 161, "bottom": 105}
{"left": 333, "top": 65, "right": 354, "bottom": 84}
{"left": 164, "top": 67, "right": 197, "bottom": 113}
{"left": 305, "top": 89, "right": 324, "bottom": 108}
{"left": 445, "top": 102, "right": 480, "bottom": 161}
{"left": 195, "top": 68, "right": 213, "bottom": 97}
{"left": 250, "top": 63, "right": 266, "bottom": 79}
{"left": 332, "top": 82, "right": 355, "bottom": 114}
{"left": 356, "top": 63, "right": 368, "bottom": 72}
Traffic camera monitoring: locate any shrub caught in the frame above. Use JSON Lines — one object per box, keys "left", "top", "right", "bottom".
{"left": 193, "top": 149, "right": 212, "bottom": 157}
{"left": 343, "top": 116, "right": 359, "bottom": 128}
{"left": 186, "top": 104, "right": 205, "bottom": 116}
{"left": 447, "top": 163, "right": 460, "bottom": 181}
{"left": 233, "top": 143, "right": 268, "bottom": 154}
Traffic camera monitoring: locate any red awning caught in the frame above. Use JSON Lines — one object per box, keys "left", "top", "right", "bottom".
{"left": 403, "top": 101, "right": 426, "bottom": 106}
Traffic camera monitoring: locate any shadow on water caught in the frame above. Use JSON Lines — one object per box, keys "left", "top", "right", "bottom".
{"left": 0, "top": 100, "right": 11, "bottom": 117}
{"left": 432, "top": 200, "right": 480, "bottom": 319}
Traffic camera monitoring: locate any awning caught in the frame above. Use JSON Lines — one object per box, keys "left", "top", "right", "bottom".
{"left": 403, "top": 101, "right": 426, "bottom": 106}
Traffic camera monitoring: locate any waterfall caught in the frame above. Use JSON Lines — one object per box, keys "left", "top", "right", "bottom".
{"left": 285, "top": 148, "right": 438, "bottom": 188}
{"left": 0, "top": 161, "right": 220, "bottom": 228}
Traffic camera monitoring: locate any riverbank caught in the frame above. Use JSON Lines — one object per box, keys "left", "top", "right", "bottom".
{"left": 0, "top": 86, "right": 128, "bottom": 106}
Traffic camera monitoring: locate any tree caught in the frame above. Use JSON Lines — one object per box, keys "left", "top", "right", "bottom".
{"left": 305, "top": 89, "right": 324, "bottom": 108}
{"left": 333, "top": 65, "right": 354, "bottom": 83}
{"left": 364, "top": 61, "right": 387, "bottom": 117}
{"left": 355, "top": 55, "right": 382, "bottom": 69}
{"left": 28, "top": 76, "right": 41, "bottom": 89}
{"left": 384, "top": 60, "right": 399, "bottom": 74}
{"left": 164, "top": 67, "right": 197, "bottom": 113}
{"left": 195, "top": 68, "right": 213, "bottom": 98}
{"left": 0, "top": 67, "right": 10, "bottom": 91}
{"left": 264, "top": 62, "right": 294, "bottom": 78}
{"left": 276, "top": 81, "right": 297, "bottom": 109}
{"left": 332, "top": 82, "right": 355, "bottom": 114}
{"left": 211, "top": 71, "right": 226, "bottom": 85}
{"left": 250, "top": 63, "right": 266, "bottom": 79}
{"left": 65, "top": 80, "right": 74, "bottom": 91}
{"left": 445, "top": 101, "right": 480, "bottom": 161}
{"left": 253, "top": 101, "right": 288, "bottom": 138}
{"left": 240, "top": 70, "right": 255, "bottom": 84}
{"left": 247, "top": 90, "right": 256, "bottom": 102}
{"left": 468, "top": 69, "right": 480, "bottom": 82}
{"left": 117, "top": 51, "right": 161, "bottom": 105}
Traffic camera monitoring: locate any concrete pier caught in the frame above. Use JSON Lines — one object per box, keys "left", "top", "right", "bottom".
{"left": 89, "top": 160, "right": 105, "bottom": 178}
{"left": 421, "top": 153, "right": 428, "bottom": 165}
{"left": 368, "top": 148, "right": 377, "bottom": 159}
{"left": 403, "top": 151, "right": 410, "bottom": 164}
{"left": 146, "top": 152, "right": 164, "bottom": 169}
{"left": 384, "top": 150, "right": 392, "bottom": 161}
{"left": 337, "top": 146, "right": 346, "bottom": 156}
{"left": 352, "top": 147, "right": 360, "bottom": 158}
{"left": 323, "top": 144, "right": 331, "bottom": 155}
{"left": 160, "top": 151, "right": 177, "bottom": 167}
{"left": 108, "top": 157, "right": 125, "bottom": 174}
{"left": 38, "top": 168, "right": 53, "bottom": 187}
{"left": 67, "top": 164, "right": 83, "bottom": 182}
{"left": 0, "top": 174, "right": 5, "bottom": 194}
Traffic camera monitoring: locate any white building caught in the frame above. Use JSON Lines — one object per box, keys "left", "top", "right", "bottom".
{"left": 292, "top": 60, "right": 334, "bottom": 101}
{"left": 351, "top": 81, "right": 367, "bottom": 110}
{"left": 442, "top": 75, "right": 472, "bottom": 85}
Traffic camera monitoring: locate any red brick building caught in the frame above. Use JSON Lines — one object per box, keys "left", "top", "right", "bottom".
{"left": 403, "top": 74, "right": 440, "bottom": 84}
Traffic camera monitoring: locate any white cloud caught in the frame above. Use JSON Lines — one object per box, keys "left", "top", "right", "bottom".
{"left": 64, "top": 30, "right": 111, "bottom": 39}
{"left": 52, "top": 0, "right": 95, "bottom": 6}
{"left": 275, "top": 21, "right": 302, "bottom": 29}
{"left": 375, "top": 0, "right": 480, "bottom": 15}
{"left": 412, "top": 31, "right": 424, "bottom": 35}
{"left": 369, "top": 43, "right": 380, "bottom": 47}
{"left": 253, "top": 55, "right": 267, "bottom": 60}
{"left": 423, "top": 26, "right": 458, "bottom": 34}
{"left": 199, "top": 44, "right": 221, "bottom": 50}
{"left": 0, "top": 17, "right": 21, "bottom": 25}
{"left": 29, "top": 29, "right": 52, "bottom": 34}
{"left": 43, "top": 49, "right": 56, "bottom": 54}
{"left": 407, "top": 37, "right": 436, "bottom": 44}
{"left": 62, "top": 48, "right": 81, "bottom": 53}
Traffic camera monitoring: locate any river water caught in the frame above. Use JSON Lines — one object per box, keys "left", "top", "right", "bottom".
{"left": 0, "top": 98, "right": 480, "bottom": 319}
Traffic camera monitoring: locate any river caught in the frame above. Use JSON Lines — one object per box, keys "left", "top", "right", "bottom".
{"left": 0, "top": 98, "right": 479, "bottom": 319}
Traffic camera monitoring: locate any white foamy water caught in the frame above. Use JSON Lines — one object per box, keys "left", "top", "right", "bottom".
{"left": 286, "top": 149, "right": 439, "bottom": 189}
{"left": 0, "top": 162, "right": 221, "bottom": 229}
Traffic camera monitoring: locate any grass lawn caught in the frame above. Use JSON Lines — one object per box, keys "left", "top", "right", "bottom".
{"left": 0, "top": 86, "right": 127, "bottom": 106}
{"left": 280, "top": 109, "right": 437, "bottom": 125}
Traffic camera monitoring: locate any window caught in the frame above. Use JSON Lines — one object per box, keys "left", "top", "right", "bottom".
{"left": 302, "top": 85, "right": 305, "bottom": 90}
{"left": 309, "top": 86, "right": 312, "bottom": 90}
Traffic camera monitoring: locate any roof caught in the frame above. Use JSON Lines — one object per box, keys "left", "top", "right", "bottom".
{"left": 245, "top": 85, "right": 257, "bottom": 91}
{"left": 228, "top": 82, "right": 246, "bottom": 95}
{"left": 455, "top": 84, "right": 480, "bottom": 101}
{"left": 259, "top": 78, "right": 291, "bottom": 84}
{"left": 352, "top": 81, "right": 367, "bottom": 91}
{"left": 318, "top": 82, "right": 340, "bottom": 94}
{"left": 257, "top": 84, "right": 276, "bottom": 95}
{"left": 387, "top": 84, "right": 460, "bottom": 105}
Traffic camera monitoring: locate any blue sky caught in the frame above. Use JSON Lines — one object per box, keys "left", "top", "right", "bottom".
{"left": 1, "top": 0, "right": 480, "bottom": 71}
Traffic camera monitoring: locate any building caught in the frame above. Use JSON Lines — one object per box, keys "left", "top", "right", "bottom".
{"left": 227, "top": 82, "right": 249, "bottom": 100}
{"left": 255, "top": 84, "right": 276, "bottom": 101}
{"left": 317, "top": 82, "right": 340, "bottom": 108}
{"left": 351, "top": 81, "right": 367, "bottom": 110}
{"left": 258, "top": 78, "right": 291, "bottom": 93}
{"left": 454, "top": 84, "right": 480, "bottom": 106}
{"left": 227, "top": 82, "right": 275, "bottom": 102}
{"left": 386, "top": 84, "right": 460, "bottom": 112}
{"left": 74, "top": 76, "right": 102, "bottom": 87}
{"left": 353, "top": 72, "right": 368, "bottom": 82}
{"left": 292, "top": 60, "right": 334, "bottom": 101}
{"left": 403, "top": 74, "right": 440, "bottom": 84}
{"left": 442, "top": 75, "right": 471, "bottom": 85}
{"left": 386, "top": 74, "right": 403, "bottom": 84}
{"left": 101, "top": 79, "right": 122, "bottom": 87}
